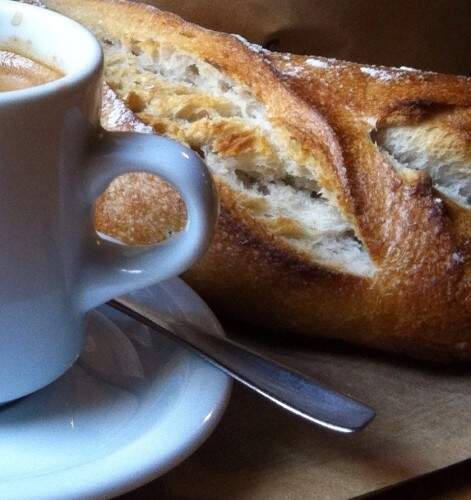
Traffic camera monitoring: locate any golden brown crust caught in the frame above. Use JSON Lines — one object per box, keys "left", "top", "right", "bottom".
{"left": 46, "top": 0, "right": 471, "bottom": 361}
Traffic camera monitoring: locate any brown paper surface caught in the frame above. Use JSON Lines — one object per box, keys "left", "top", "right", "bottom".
{"left": 122, "top": 324, "right": 471, "bottom": 499}
{"left": 127, "top": 1, "right": 471, "bottom": 498}
{"left": 145, "top": 0, "right": 471, "bottom": 74}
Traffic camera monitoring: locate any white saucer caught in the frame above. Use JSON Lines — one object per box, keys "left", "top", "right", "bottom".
{"left": 0, "top": 279, "right": 232, "bottom": 500}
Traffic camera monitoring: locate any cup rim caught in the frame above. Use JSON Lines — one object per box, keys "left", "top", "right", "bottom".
{"left": 0, "top": 0, "right": 103, "bottom": 104}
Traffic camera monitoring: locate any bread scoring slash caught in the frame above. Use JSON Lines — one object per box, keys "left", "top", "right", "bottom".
{"left": 44, "top": 0, "right": 471, "bottom": 361}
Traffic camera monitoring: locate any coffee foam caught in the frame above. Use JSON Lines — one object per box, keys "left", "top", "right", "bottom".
{"left": 0, "top": 49, "right": 61, "bottom": 91}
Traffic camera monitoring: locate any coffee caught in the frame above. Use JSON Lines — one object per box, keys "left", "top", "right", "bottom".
{"left": 0, "top": 50, "right": 61, "bottom": 91}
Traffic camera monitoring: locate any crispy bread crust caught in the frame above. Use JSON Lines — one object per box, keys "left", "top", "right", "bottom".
{"left": 48, "top": 0, "right": 471, "bottom": 360}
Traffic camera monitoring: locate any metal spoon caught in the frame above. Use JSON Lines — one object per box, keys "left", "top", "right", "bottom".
{"left": 108, "top": 296, "right": 375, "bottom": 433}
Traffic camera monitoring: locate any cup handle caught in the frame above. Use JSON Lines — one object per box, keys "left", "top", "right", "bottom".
{"left": 76, "top": 131, "right": 218, "bottom": 312}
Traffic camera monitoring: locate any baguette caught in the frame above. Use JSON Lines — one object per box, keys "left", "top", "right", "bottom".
{"left": 45, "top": 0, "right": 471, "bottom": 361}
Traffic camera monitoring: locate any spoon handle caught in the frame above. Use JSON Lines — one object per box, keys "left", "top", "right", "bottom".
{"left": 108, "top": 296, "right": 375, "bottom": 433}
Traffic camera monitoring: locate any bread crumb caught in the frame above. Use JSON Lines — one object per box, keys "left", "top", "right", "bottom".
{"left": 455, "top": 342, "right": 469, "bottom": 351}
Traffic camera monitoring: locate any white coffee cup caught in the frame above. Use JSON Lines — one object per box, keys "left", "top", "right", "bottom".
{"left": 0, "top": 0, "right": 218, "bottom": 403}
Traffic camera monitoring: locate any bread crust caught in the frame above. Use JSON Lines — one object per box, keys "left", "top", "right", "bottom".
{"left": 47, "top": 0, "right": 471, "bottom": 360}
